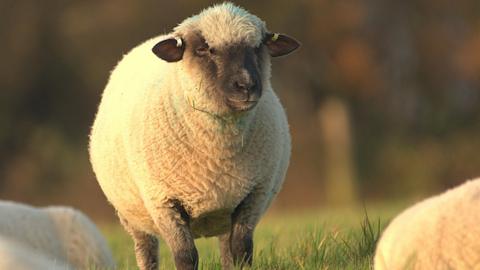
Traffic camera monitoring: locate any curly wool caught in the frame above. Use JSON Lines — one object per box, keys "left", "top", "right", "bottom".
{"left": 375, "top": 178, "right": 480, "bottom": 270}
{"left": 89, "top": 2, "right": 290, "bottom": 238}
{"left": 175, "top": 3, "right": 266, "bottom": 48}
{"left": 0, "top": 201, "right": 115, "bottom": 269}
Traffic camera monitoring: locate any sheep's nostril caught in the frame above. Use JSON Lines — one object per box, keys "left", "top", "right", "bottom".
{"left": 233, "top": 80, "right": 255, "bottom": 92}
{"left": 234, "top": 81, "right": 246, "bottom": 91}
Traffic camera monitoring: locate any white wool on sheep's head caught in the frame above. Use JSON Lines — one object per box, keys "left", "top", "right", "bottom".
{"left": 156, "top": 3, "right": 271, "bottom": 117}
{"left": 150, "top": 2, "right": 299, "bottom": 117}
{"left": 175, "top": 3, "right": 266, "bottom": 48}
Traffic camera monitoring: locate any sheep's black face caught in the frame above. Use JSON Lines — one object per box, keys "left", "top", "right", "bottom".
{"left": 152, "top": 31, "right": 300, "bottom": 113}
{"left": 187, "top": 33, "right": 264, "bottom": 112}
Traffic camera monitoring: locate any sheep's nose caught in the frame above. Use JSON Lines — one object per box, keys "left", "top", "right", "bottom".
{"left": 233, "top": 80, "right": 256, "bottom": 93}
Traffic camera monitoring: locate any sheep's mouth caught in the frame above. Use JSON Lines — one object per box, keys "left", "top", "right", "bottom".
{"left": 225, "top": 98, "right": 258, "bottom": 111}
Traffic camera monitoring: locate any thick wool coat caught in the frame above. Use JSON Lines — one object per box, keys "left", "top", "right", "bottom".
{"left": 0, "top": 201, "right": 115, "bottom": 269}
{"left": 375, "top": 178, "right": 480, "bottom": 270}
{"left": 89, "top": 3, "right": 291, "bottom": 239}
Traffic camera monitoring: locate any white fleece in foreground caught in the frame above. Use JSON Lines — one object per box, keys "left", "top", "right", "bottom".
{"left": 375, "top": 178, "right": 480, "bottom": 270}
{"left": 0, "top": 236, "right": 70, "bottom": 270}
{"left": 0, "top": 201, "right": 115, "bottom": 269}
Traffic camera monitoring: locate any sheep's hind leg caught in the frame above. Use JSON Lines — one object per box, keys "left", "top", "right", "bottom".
{"left": 119, "top": 216, "right": 159, "bottom": 270}
{"left": 218, "top": 233, "right": 234, "bottom": 269}
{"left": 218, "top": 218, "right": 254, "bottom": 270}
{"left": 230, "top": 223, "right": 254, "bottom": 268}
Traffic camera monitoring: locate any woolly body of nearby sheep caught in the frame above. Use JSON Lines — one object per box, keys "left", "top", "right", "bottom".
{"left": 89, "top": 2, "right": 299, "bottom": 270}
{"left": 0, "top": 235, "right": 70, "bottom": 270}
{"left": 375, "top": 178, "right": 480, "bottom": 270}
{"left": 0, "top": 201, "right": 115, "bottom": 269}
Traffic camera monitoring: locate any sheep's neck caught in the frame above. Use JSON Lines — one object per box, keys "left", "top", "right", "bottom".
{"left": 166, "top": 92, "right": 256, "bottom": 158}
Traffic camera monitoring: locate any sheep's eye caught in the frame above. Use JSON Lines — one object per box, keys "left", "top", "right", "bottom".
{"left": 195, "top": 44, "right": 209, "bottom": 56}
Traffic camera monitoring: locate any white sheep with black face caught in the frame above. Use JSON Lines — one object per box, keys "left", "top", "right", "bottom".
{"left": 375, "top": 178, "right": 480, "bottom": 270}
{"left": 0, "top": 201, "right": 115, "bottom": 269}
{"left": 89, "top": 2, "right": 299, "bottom": 270}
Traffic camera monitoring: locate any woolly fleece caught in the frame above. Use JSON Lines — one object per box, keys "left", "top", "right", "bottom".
{"left": 375, "top": 178, "right": 480, "bottom": 270}
{"left": 89, "top": 2, "right": 290, "bottom": 238}
{"left": 0, "top": 235, "right": 71, "bottom": 270}
{"left": 0, "top": 201, "right": 115, "bottom": 269}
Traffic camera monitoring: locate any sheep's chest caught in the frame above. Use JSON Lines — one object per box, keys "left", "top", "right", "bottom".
{"left": 149, "top": 124, "right": 273, "bottom": 237}
{"left": 159, "top": 143, "right": 263, "bottom": 217}
{"left": 134, "top": 95, "right": 284, "bottom": 237}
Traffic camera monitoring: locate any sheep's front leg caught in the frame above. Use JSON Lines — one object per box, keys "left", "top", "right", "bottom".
{"left": 154, "top": 200, "right": 199, "bottom": 270}
{"left": 119, "top": 216, "right": 159, "bottom": 270}
{"left": 219, "top": 191, "right": 263, "bottom": 269}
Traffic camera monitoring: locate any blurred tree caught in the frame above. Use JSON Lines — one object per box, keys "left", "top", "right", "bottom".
{"left": 318, "top": 97, "right": 357, "bottom": 205}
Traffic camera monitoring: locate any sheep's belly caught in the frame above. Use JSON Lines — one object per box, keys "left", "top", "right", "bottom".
{"left": 190, "top": 208, "right": 232, "bottom": 238}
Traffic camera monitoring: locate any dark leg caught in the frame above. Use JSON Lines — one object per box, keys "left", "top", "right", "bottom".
{"left": 154, "top": 200, "right": 199, "bottom": 270}
{"left": 230, "top": 223, "right": 254, "bottom": 267}
{"left": 219, "top": 193, "right": 257, "bottom": 269}
{"left": 119, "top": 216, "right": 159, "bottom": 270}
{"left": 218, "top": 233, "right": 233, "bottom": 269}
{"left": 218, "top": 222, "right": 254, "bottom": 270}
{"left": 172, "top": 246, "right": 199, "bottom": 270}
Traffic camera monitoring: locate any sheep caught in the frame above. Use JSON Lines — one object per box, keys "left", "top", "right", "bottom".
{"left": 375, "top": 178, "right": 480, "bottom": 270}
{"left": 89, "top": 2, "right": 299, "bottom": 270}
{"left": 0, "top": 235, "right": 71, "bottom": 270}
{"left": 0, "top": 201, "right": 115, "bottom": 269}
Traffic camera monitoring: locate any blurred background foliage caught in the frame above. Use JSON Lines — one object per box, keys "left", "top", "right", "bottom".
{"left": 1, "top": 0, "right": 479, "bottom": 220}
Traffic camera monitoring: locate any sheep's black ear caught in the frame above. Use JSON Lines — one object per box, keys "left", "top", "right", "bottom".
{"left": 264, "top": 33, "right": 300, "bottom": 57}
{"left": 152, "top": 37, "right": 185, "bottom": 62}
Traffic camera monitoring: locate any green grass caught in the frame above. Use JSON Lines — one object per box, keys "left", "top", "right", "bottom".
{"left": 101, "top": 208, "right": 395, "bottom": 270}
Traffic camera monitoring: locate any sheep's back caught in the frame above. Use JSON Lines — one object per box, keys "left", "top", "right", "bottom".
{"left": 0, "top": 201, "right": 66, "bottom": 261}
{"left": 0, "top": 201, "right": 115, "bottom": 269}
{"left": 375, "top": 179, "right": 480, "bottom": 270}
{"left": 44, "top": 206, "right": 116, "bottom": 269}
{"left": 0, "top": 236, "right": 71, "bottom": 270}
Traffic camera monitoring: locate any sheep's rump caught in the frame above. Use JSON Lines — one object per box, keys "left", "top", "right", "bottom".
{"left": 375, "top": 178, "right": 480, "bottom": 270}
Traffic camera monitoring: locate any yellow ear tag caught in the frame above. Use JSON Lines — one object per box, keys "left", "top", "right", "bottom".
{"left": 175, "top": 37, "right": 183, "bottom": 47}
{"left": 271, "top": 33, "right": 280, "bottom": 42}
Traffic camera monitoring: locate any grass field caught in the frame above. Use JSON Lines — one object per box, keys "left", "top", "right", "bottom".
{"left": 102, "top": 207, "right": 399, "bottom": 270}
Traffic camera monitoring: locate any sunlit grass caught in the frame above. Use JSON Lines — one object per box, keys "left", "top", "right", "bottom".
{"left": 101, "top": 207, "right": 395, "bottom": 270}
